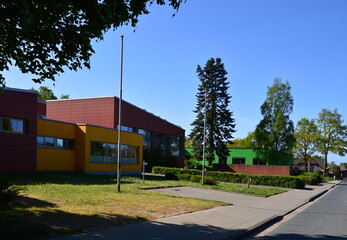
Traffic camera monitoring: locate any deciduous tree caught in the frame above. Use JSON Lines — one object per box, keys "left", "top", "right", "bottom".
{"left": 30, "top": 86, "right": 57, "bottom": 100}
{"left": 254, "top": 78, "right": 295, "bottom": 164}
{"left": 228, "top": 131, "right": 256, "bottom": 148}
{"left": 316, "top": 108, "right": 347, "bottom": 176}
{"left": 0, "top": 0, "right": 184, "bottom": 87}
{"left": 293, "top": 118, "right": 318, "bottom": 171}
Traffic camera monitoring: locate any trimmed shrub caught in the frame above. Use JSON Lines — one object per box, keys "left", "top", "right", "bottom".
{"left": 153, "top": 167, "right": 201, "bottom": 176}
{"left": 190, "top": 175, "right": 201, "bottom": 183}
{"left": 298, "top": 173, "right": 323, "bottom": 185}
{"left": 164, "top": 172, "right": 178, "bottom": 180}
{"left": 178, "top": 174, "right": 191, "bottom": 181}
{"left": 153, "top": 166, "right": 305, "bottom": 189}
{"left": 190, "top": 175, "right": 215, "bottom": 185}
{"left": 203, "top": 176, "right": 215, "bottom": 185}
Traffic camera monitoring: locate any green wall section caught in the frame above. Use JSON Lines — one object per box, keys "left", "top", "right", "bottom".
{"left": 185, "top": 148, "right": 293, "bottom": 166}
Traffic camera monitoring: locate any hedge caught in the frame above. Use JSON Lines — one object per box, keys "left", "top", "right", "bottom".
{"left": 298, "top": 173, "right": 324, "bottom": 185}
{"left": 152, "top": 167, "right": 305, "bottom": 189}
{"left": 152, "top": 167, "right": 201, "bottom": 176}
{"left": 178, "top": 174, "right": 191, "bottom": 181}
{"left": 164, "top": 172, "right": 178, "bottom": 180}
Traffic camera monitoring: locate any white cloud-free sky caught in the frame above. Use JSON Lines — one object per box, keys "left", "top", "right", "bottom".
{"left": 4, "top": 0, "right": 347, "bottom": 163}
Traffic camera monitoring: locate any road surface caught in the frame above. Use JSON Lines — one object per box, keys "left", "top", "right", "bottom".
{"left": 259, "top": 181, "right": 347, "bottom": 239}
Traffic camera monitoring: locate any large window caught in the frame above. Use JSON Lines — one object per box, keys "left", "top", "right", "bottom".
{"left": 232, "top": 157, "right": 246, "bottom": 165}
{"left": 171, "top": 136, "right": 181, "bottom": 157}
{"left": 37, "top": 136, "right": 74, "bottom": 149}
{"left": 253, "top": 158, "right": 266, "bottom": 165}
{"left": 120, "top": 145, "right": 138, "bottom": 165}
{"left": 138, "top": 129, "right": 153, "bottom": 149}
{"left": 0, "top": 117, "right": 26, "bottom": 134}
{"left": 155, "top": 133, "right": 169, "bottom": 153}
{"left": 118, "top": 125, "right": 135, "bottom": 133}
{"left": 90, "top": 141, "right": 108, "bottom": 163}
{"left": 90, "top": 141, "right": 139, "bottom": 165}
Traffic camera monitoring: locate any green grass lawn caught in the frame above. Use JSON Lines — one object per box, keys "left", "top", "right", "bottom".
{"left": 0, "top": 172, "right": 286, "bottom": 239}
{"left": 198, "top": 182, "right": 287, "bottom": 197}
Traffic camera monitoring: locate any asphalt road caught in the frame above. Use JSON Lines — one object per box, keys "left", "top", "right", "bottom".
{"left": 259, "top": 181, "right": 347, "bottom": 240}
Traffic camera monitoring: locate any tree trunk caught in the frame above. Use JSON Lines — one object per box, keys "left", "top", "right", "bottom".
{"left": 323, "top": 152, "right": 328, "bottom": 177}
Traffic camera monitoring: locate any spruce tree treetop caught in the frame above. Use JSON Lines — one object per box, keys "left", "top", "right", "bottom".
{"left": 0, "top": 0, "right": 184, "bottom": 87}
{"left": 189, "top": 58, "right": 236, "bottom": 165}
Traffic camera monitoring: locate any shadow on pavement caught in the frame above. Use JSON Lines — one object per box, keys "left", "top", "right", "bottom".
{"left": 66, "top": 221, "right": 248, "bottom": 240}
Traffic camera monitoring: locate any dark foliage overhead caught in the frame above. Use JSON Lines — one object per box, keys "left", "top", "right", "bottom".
{"left": 0, "top": 0, "right": 184, "bottom": 86}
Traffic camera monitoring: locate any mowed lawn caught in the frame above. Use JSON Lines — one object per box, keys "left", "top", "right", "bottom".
{"left": 0, "top": 172, "right": 287, "bottom": 239}
{"left": 0, "top": 173, "right": 225, "bottom": 239}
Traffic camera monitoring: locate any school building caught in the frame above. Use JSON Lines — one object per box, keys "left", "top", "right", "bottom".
{"left": 0, "top": 87, "right": 185, "bottom": 174}
{"left": 185, "top": 148, "right": 294, "bottom": 176}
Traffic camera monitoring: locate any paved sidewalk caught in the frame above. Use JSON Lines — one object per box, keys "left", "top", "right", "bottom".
{"left": 55, "top": 181, "right": 340, "bottom": 240}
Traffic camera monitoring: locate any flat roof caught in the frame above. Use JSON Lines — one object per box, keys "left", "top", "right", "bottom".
{"left": 2, "top": 87, "right": 37, "bottom": 94}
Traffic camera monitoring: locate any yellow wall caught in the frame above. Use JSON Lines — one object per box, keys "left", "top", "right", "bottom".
{"left": 36, "top": 120, "right": 143, "bottom": 174}
{"left": 37, "top": 119, "right": 76, "bottom": 171}
{"left": 80, "top": 124, "right": 143, "bottom": 174}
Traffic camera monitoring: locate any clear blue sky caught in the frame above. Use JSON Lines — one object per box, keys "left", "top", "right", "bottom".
{"left": 4, "top": 0, "right": 347, "bottom": 163}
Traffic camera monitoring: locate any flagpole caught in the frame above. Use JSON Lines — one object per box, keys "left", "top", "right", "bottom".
{"left": 202, "top": 91, "right": 207, "bottom": 184}
{"left": 117, "top": 35, "right": 124, "bottom": 192}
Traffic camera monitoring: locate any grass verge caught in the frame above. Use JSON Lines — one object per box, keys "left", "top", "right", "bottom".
{"left": 199, "top": 182, "right": 287, "bottom": 197}
{"left": 0, "top": 172, "right": 224, "bottom": 240}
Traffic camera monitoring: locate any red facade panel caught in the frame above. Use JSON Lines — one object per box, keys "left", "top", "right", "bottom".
{"left": 116, "top": 98, "right": 184, "bottom": 137}
{"left": 37, "top": 101, "right": 46, "bottom": 116}
{"left": 47, "top": 97, "right": 185, "bottom": 137}
{"left": 214, "top": 164, "right": 292, "bottom": 176}
{"left": 47, "top": 98, "right": 116, "bottom": 129}
{"left": 0, "top": 89, "right": 37, "bottom": 172}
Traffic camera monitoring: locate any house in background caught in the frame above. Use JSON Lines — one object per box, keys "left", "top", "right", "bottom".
{"left": 294, "top": 157, "right": 324, "bottom": 173}
{"left": 185, "top": 148, "right": 294, "bottom": 176}
{"left": 0, "top": 87, "right": 185, "bottom": 174}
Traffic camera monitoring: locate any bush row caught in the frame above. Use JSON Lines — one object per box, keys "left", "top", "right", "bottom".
{"left": 164, "top": 172, "right": 215, "bottom": 185}
{"left": 297, "top": 173, "right": 324, "bottom": 185}
{"left": 153, "top": 167, "right": 201, "bottom": 176}
{"left": 154, "top": 167, "right": 305, "bottom": 189}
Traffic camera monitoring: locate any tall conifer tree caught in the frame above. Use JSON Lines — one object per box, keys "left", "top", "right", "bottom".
{"left": 189, "top": 58, "right": 236, "bottom": 165}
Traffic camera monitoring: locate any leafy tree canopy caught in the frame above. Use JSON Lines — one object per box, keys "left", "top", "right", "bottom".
{"left": 293, "top": 118, "right": 318, "bottom": 171}
{"left": 60, "top": 94, "right": 70, "bottom": 99}
{"left": 0, "top": 0, "right": 184, "bottom": 87}
{"left": 254, "top": 78, "right": 295, "bottom": 164}
{"left": 30, "top": 86, "right": 69, "bottom": 100}
{"left": 228, "top": 131, "right": 256, "bottom": 148}
{"left": 293, "top": 118, "right": 318, "bottom": 159}
{"left": 316, "top": 108, "right": 347, "bottom": 174}
{"left": 185, "top": 137, "right": 192, "bottom": 148}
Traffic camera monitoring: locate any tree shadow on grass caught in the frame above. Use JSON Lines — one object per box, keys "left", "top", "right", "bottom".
{"left": 10, "top": 195, "right": 57, "bottom": 208}
{"left": 0, "top": 172, "right": 166, "bottom": 186}
{"left": 1, "top": 195, "right": 146, "bottom": 240}
{"left": 0, "top": 172, "right": 171, "bottom": 187}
